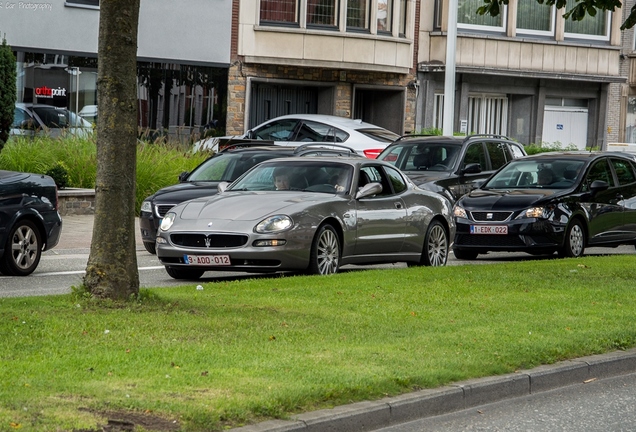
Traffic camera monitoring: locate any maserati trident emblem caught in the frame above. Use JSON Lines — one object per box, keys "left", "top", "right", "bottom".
{"left": 205, "top": 236, "right": 211, "bottom": 248}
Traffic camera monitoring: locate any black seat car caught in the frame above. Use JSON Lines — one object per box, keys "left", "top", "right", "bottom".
{"left": 376, "top": 134, "right": 526, "bottom": 203}
{"left": 452, "top": 151, "right": 636, "bottom": 260}
{"left": 0, "top": 170, "right": 62, "bottom": 276}
{"left": 139, "top": 143, "right": 361, "bottom": 254}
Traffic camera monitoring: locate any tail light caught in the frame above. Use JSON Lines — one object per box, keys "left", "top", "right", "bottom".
{"left": 363, "top": 148, "right": 382, "bottom": 159}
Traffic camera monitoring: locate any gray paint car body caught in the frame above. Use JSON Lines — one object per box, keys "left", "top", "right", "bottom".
{"left": 155, "top": 157, "right": 454, "bottom": 278}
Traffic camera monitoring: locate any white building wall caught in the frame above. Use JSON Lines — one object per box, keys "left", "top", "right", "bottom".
{"left": 0, "top": 0, "right": 231, "bottom": 65}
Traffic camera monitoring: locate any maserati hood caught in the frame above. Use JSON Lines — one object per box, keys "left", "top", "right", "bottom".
{"left": 174, "top": 191, "right": 334, "bottom": 222}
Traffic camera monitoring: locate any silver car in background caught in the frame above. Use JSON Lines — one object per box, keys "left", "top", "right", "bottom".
{"left": 11, "top": 103, "right": 93, "bottom": 138}
{"left": 193, "top": 114, "right": 399, "bottom": 159}
{"left": 156, "top": 157, "right": 454, "bottom": 279}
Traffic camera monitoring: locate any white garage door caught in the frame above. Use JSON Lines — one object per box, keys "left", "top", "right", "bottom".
{"left": 541, "top": 107, "right": 588, "bottom": 150}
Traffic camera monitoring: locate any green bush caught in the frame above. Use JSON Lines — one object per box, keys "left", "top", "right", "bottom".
{"left": 525, "top": 141, "right": 583, "bottom": 155}
{"left": 0, "top": 135, "right": 208, "bottom": 214}
{"left": 45, "top": 161, "right": 70, "bottom": 189}
{"left": 0, "top": 37, "right": 17, "bottom": 150}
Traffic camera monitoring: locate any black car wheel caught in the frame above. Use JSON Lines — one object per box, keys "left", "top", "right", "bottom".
{"left": 143, "top": 241, "right": 157, "bottom": 255}
{"left": 165, "top": 266, "right": 205, "bottom": 280}
{"left": 413, "top": 220, "right": 448, "bottom": 267}
{"left": 308, "top": 224, "right": 340, "bottom": 275}
{"left": 453, "top": 248, "right": 479, "bottom": 260}
{"left": 559, "top": 219, "right": 585, "bottom": 258}
{"left": 0, "top": 220, "right": 42, "bottom": 276}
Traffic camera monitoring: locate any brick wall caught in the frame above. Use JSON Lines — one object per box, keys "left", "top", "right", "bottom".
{"left": 225, "top": 62, "right": 416, "bottom": 135}
{"left": 57, "top": 189, "right": 96, "bottom": 216}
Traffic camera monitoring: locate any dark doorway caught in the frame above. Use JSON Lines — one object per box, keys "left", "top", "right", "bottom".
{"left": 353, "top": 88, "right": 404, "bottom": 134}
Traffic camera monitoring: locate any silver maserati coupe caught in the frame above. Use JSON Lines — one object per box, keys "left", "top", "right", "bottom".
{"left": 155, "top": 157, "right": 455, "bottom": 279}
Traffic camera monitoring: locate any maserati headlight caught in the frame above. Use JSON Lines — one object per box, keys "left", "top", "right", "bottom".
{"left": 255, "top": 215, "right": 293, "bottom": 233}
{"left": 140, "top": 200, "right": 152, "bottom": 213}
{"left": 160, "top": 212, "right": 176, "bottom": 231}
{"left": 453, "top": 205, "right": 468, "bottom": 219}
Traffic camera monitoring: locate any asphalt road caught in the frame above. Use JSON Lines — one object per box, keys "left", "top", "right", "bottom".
{"left": 3, "top": 245, "right": 634, "bottom": 298}
{"left": 372, "top": 372, "right": 636, "bottom": 432}
{"left": 1, "top": 215, "right": 635, "bottom": 298}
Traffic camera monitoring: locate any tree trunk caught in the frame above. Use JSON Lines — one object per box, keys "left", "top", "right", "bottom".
{"left": 84, "top": 0, "right": 141, "bottom": 299}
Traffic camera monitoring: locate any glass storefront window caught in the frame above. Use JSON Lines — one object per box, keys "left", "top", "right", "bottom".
{"left": 14, "top": 51, "right": 228, "bottom": 143}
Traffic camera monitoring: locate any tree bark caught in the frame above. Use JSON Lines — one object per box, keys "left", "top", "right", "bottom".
{"left": 84, "top": 0, "right": 141, "bottom": 299}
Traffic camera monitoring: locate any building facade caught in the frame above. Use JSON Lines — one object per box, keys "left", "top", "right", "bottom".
{"left": 417, "top": 0, "right": 629, "bottom": 149}
{"left": 4, "top": 0, "right": 636, "bottom": 149}
{"left": 227, "top": 0, "right": 420, "bottom": 136}
{"left": 1, "top": 0, "right": 231, "bottom": 141}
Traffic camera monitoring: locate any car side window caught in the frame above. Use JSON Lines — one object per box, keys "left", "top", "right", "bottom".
{"left": 251, "top": 119, "right": 300, "bottom": 141}
{"left": 13, "top": 108, "right": 33, "bottom": 128}
{"left": 611, "top": 158, "right": 636, "bottom": 185}
{"left": 359, "top": 166, "right": 392, "bottom": 196}
{"left": 384, "top": 166, "right": 407, "bottom": 194}
{"left": 463, "top": 143, "right": 487, "bottom": 169}
{"left": 485, "top": 142, "right": 511, "bottom": 170}
{"left": 380, "top": 146, "right": 404, "bottom": 168}
{"left": 509, "top": 143, "right": 525, "bottom": 158}
{"left": 583, "top": 159, "right": 615, "bottom": 191}
{"left": 296, "top": 121, "right": 348, "bottom": 143}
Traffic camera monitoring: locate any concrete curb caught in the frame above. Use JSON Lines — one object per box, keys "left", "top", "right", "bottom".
{"left": 230, "top": 348, "right": 636, "bottom": 431}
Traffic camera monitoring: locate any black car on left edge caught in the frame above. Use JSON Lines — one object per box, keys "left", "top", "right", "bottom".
{"left": 1, "top": 170, "right": 62, "bottom": 275}
{"left": 452, "top": 151, "right": 636, "bottom": 260}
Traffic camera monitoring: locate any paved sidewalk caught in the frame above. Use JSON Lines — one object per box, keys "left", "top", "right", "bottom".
{"left": 57, "top": 214, "right": 144, "bottom": 250}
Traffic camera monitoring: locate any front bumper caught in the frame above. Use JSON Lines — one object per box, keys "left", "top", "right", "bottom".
{"left": 139, "top": 210, "right": 161, "bottom": 244}
{"left": 156, "top": 230, "right": 312, "bottom": 272}
{"left": 453, "top": 217, "right": 565, "bottom": 254}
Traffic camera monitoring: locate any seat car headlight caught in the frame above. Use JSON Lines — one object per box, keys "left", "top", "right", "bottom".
{"left": 453, "top": 205, "right": 468, "bottom": 219}
{"left": 140, "top": 200, "right": 152, "bottom": 213}
{"left": 521, "top": 207, "right": 546, "bottom": 219}
{"left": 160, "top": 212, "right": 176, "bottom": 231}
{"left": 255, "top": 215, "right": 293, "bottom": 233}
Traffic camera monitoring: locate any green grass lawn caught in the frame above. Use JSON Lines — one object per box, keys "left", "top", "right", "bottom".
{"left": 1, "top": 255, "right": 635, "bottom": 431}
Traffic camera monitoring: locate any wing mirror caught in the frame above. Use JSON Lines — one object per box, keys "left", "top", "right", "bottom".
{"left": 178, "top": 171, "right": 190, "bottom": 182}
{"left": 461, "top": 163, "right": 482, "bottom": 175}
{"left": 217, "top": 181, "right": 230, "bottom": 193}
{"left": 19, "top": 119, "right": 36, "bottom": 130}
{"left": 589, "top": 180, "right": 609, "bottom": 193}
{"left": 356, "top": 182, "right": 383, "bottom": 199}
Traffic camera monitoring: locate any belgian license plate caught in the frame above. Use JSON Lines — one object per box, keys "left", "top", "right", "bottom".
{"left": 184, "top": 254, "right": 230, "bottom": 265}
{"left": 470, "top": 225, "right": 508, "bottom": 235}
